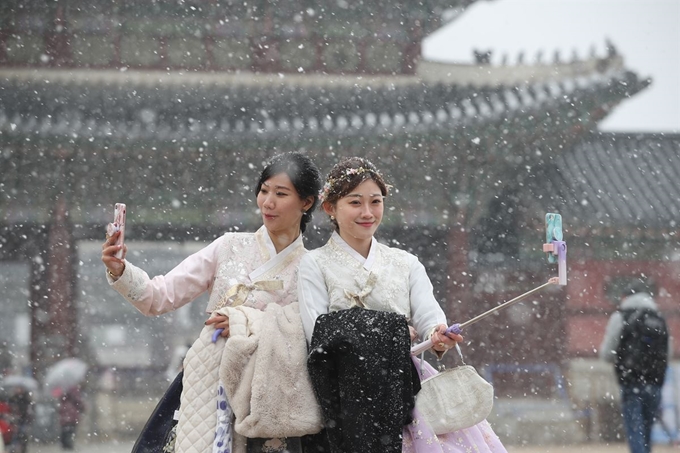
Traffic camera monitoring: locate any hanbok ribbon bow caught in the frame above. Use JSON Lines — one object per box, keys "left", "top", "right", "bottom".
{"left": 344, "top": 273, "right": 378, "bottom": 308}
{"left": 215, "top": 280, "right": 284, "bottom": 310}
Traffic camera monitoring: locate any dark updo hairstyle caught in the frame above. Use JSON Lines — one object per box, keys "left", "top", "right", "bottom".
{"left": 320, "top": 157, "right": 389, "bottom": 230}
{"left": 255, "top": 152, "right": 322, "bottom": 233}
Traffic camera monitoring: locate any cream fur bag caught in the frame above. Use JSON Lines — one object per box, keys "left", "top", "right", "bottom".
{"left": 414, "top": 346, "right": 493, "bottom": 434}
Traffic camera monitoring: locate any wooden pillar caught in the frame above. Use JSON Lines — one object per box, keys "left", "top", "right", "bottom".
{"left": 447, "top": 213, "right": 473, "bottom": 322}
{"left": 440, "top": 210, "right": 473, "bottom": 368}
{"left": 30, "top": 197, "right": 78, "bottom": 379}
{"left": 44, "top": 4, "right": 71, "bottom": 67}
{"left": 446, "top": 159, "right": 474, "bottom": 325}
{"left": 402, "top": 20, "right": 422, "bottom": 75}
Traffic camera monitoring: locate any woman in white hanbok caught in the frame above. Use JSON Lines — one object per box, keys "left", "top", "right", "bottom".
{"left": 298, "top": 157, "right": 507, "bottom": 453}
{"left": 102, "top": 152, "right": 324, "bottom": 453}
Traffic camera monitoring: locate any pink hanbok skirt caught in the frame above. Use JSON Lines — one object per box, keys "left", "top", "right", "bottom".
{"left": 402, "top": 358, "right": 507, "bottom": 453}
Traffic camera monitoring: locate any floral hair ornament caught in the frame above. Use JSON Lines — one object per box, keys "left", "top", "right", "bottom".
{"left": 319, "top": 165, "right": 382, "bottom": 203}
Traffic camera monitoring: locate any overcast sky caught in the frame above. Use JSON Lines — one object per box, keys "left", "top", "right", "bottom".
{"left": 422, "top": 0, "right": 680, "bottom": 133}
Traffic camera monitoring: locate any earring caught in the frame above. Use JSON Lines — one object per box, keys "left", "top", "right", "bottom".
{"left": 330, "top": 216, "right": 335, "bottom": 220}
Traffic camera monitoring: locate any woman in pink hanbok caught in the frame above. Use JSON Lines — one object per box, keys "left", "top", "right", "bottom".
{"left": 298, "top": 157, "right": 507, "bottom": 453}
{"left": 102, "top": 152, "right": 325, "bottom": 453}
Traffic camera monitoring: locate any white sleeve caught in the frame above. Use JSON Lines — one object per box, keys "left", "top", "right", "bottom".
{"left": 108, "top": 237, "right": 221, "bottom": 316}
{"left": 408, "top": 258, "right": 447, "bottom": 340}
{"left": 298, "top": 253, "right": 330, "bottom": 345}
{"left": 599, "top": 311, "right": 623, "bottom": 362}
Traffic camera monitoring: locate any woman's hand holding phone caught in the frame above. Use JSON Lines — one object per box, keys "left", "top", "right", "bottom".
{"left": 102, "top": 203, "right": 127, "bottom": 279}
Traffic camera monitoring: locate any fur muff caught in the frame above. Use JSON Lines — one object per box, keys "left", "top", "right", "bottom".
{"left": 218, "top": 302, "right": 324, "bottom": 439}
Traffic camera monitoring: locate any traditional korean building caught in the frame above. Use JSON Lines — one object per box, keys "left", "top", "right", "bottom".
{"left": 2, "top": 0, "right": 674, "bottom": 440}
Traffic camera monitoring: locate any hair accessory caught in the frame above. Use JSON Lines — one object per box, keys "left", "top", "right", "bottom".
{"left": 320, "top": 166, "right": 377, "bottom": 203}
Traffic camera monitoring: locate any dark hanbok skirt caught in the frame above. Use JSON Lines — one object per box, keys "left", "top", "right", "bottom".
{"left": 131, "top": 370, "right": 183, "bottom": 453}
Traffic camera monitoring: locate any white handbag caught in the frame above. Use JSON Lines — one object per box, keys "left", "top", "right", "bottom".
{"left": 414, "top": 345, "right": 494, "bottom": 434}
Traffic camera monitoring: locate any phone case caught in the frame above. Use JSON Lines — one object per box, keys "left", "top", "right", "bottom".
{"left": 545, "top": 213, "right": 562, "bottom": 264}
{"left": 112, "top": 203, "right": 126, "bottom": 259}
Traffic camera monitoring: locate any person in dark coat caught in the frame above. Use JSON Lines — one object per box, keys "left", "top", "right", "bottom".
{"left": 7, "top": 387, "right": 32, "bottom": 453}
{"left": 58, "top": 386, "right": 85, "bottom": 450}
{"left": 599, "top": 279, "right": 670, "bottom": 453}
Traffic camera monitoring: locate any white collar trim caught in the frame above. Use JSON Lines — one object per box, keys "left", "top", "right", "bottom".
{"left": 331, "top": 231, "right": 377, "bottom": 271}
{"left": 250, "top": 226, "right": 304, "bottom": 280}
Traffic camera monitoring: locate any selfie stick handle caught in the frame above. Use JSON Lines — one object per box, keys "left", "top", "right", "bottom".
{"left": 410, "top": 278, "right": 559, "bottom": 356}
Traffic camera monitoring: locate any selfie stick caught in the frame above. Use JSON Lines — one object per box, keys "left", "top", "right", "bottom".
{"left": 410, "top": 278, "right": 559, "bottom": 356}
{"left": 411, "top": 212, "right": 568, "bottom": 356}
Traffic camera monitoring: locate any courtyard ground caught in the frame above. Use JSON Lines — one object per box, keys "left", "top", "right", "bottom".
{"left": 22, "top": 440, "right": 680, "bottom": 453}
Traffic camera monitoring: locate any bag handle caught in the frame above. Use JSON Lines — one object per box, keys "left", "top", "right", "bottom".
{"left": 438, "top": 344, "right": 466, "bottom": 371}
{"left": 454, "top": 344, "right": 466, "bottom": 365}
{"left": 418, "top": 343, "right": 467, "bottom": 374}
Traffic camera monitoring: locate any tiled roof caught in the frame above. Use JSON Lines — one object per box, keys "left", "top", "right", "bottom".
{"left": 543, "top": 133, "right": 680, "bottom": 230}
{"left": 0, "top": 68, "right": 647, "bottom": 144}
{"left": 0, "top": 67, "right": 650, "bottom": 225}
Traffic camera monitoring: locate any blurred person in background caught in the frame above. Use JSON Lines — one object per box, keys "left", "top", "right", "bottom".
{"left": 7, "top": 387, "right": 32, "bottom": 453}
{"left": 0, "top": 396, "right": 10, "bottom": 453}
{"left": 599, "top": 279, "right": 670, "bottom": 453}
{"left": 57, "top": 385, "right": 85, "bottom": 450}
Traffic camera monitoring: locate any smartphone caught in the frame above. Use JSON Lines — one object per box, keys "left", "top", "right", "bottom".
{"left": 109, "top": 203, "right": 126, "bottom": 259}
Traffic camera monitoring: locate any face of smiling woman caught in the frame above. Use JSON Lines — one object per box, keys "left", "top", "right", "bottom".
{"left": 324, "top": 179, "right": 384, "bottom": 257}
{"left": 257, "top": 172, "right": 312, "bottom": 242}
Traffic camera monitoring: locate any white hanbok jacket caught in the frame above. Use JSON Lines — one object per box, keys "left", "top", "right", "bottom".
{"left": 108, "top": 226, "right": 311, "bottom": 453}
{"left": 298, "top": 232, "right": 447, "bottom": 345}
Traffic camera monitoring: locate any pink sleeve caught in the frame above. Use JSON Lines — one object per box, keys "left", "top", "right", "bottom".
{"left": 110, "top": 237, "right": 222, "bottom": 316}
